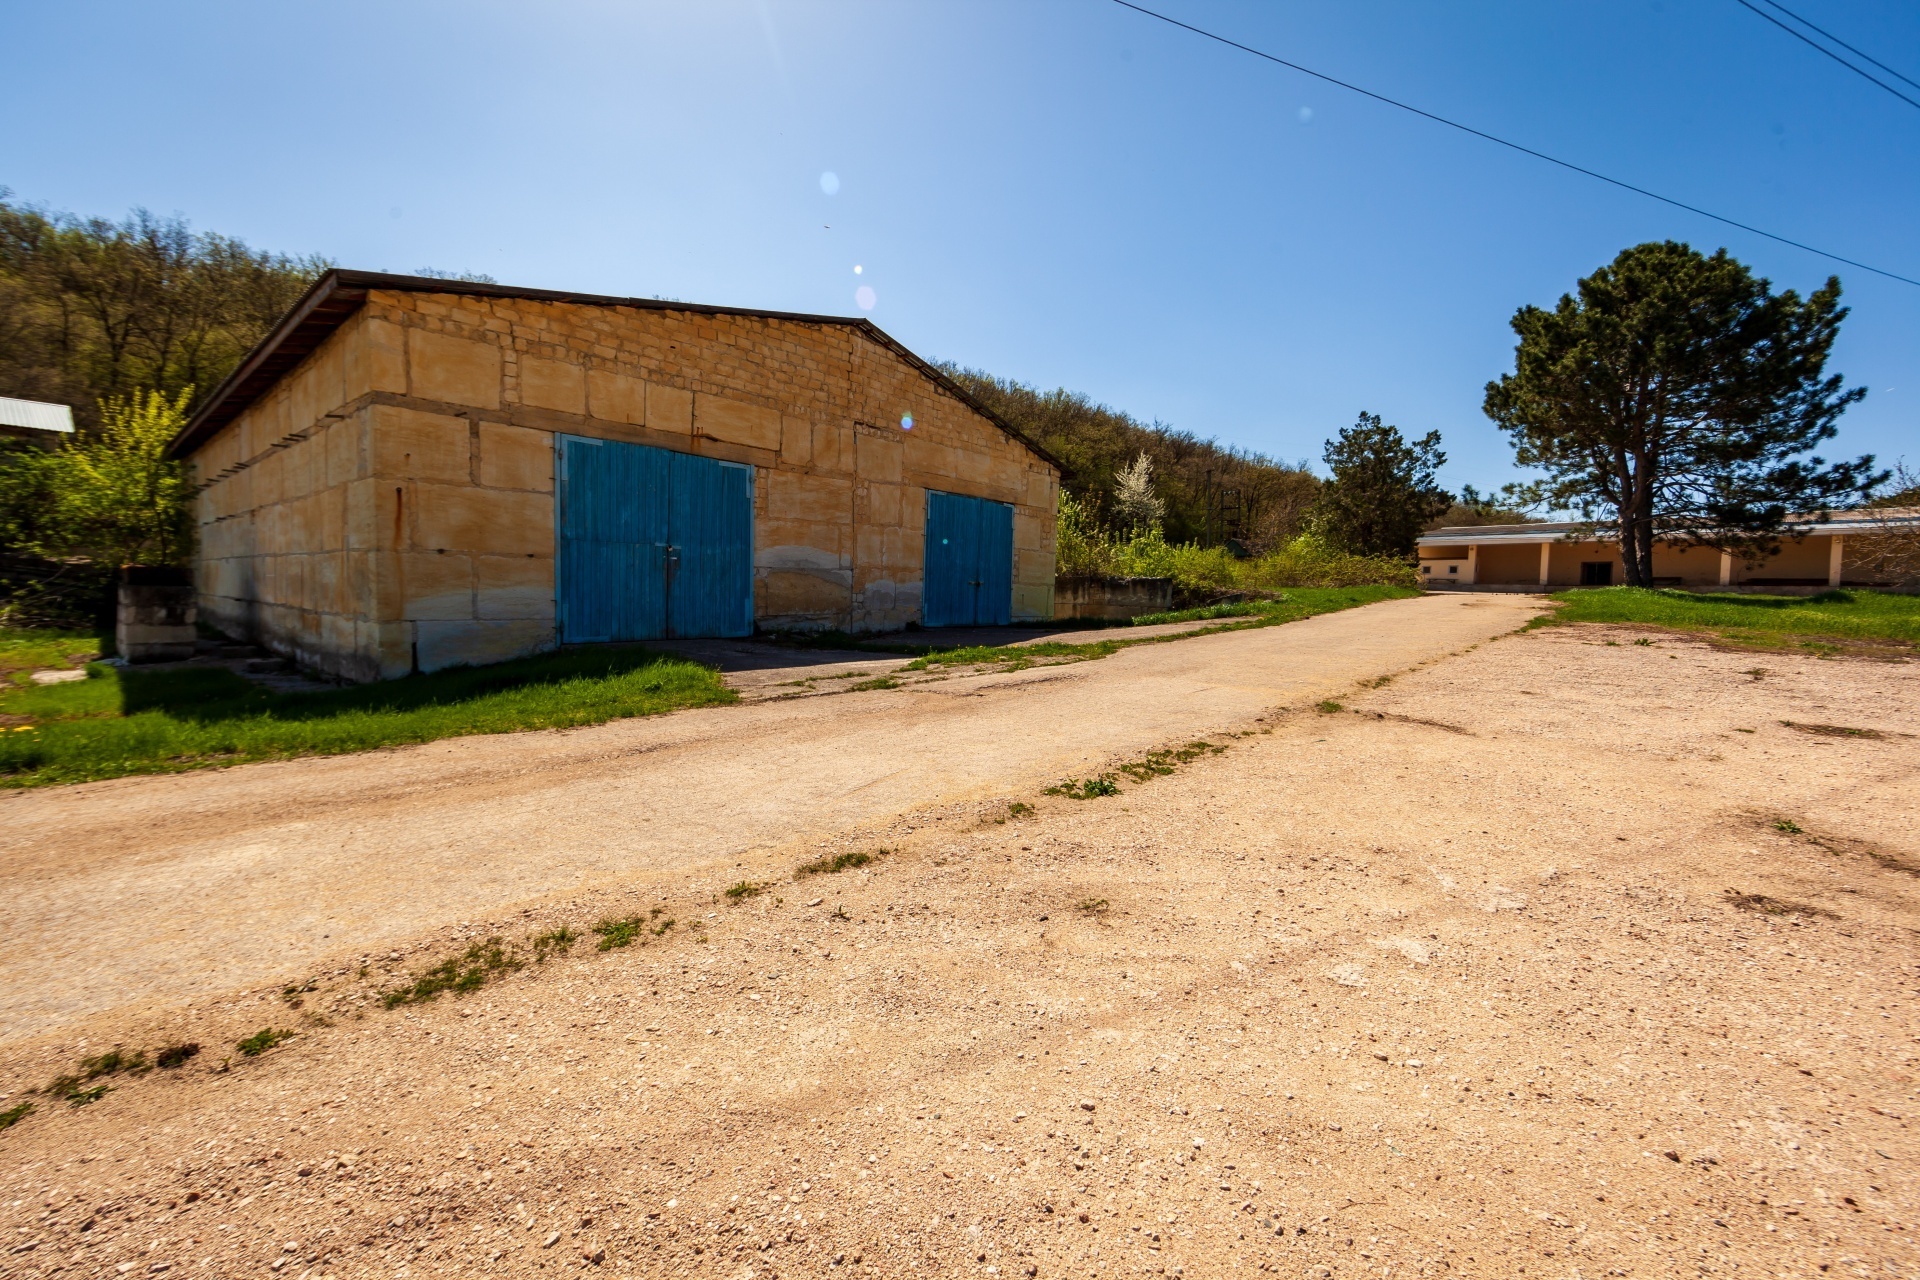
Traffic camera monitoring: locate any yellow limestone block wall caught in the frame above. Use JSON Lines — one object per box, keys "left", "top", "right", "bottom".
{"left": 188, "top": 290, "right": 1058, "bottom": 680}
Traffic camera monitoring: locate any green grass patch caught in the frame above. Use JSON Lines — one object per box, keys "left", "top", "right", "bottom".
{"left": 1316, "top": 700, "right": 1343, "bottom": 714}
{"left": 594, "top": 907, "right": 670, "bottom": 951}
{"left": 1046, "top": 774, "right": 1121, "bottom": 799}
{"left": 236, "top": 1027, "right": 293, "bottom": 1057}
{"left": 1117, "top": 740, "right": 1226, "bottom": 783}
{"left": 45, "top": 1047, "right": 149, "bottom": 1107}
{"left": 0, "top": 640, "right": 734, "bottom": 788}
{"left": 532, "top": 926, "right": 578, "bottom": 962}
{"left": 381, "top": 937, "right": 520, "bottom": 1007}
{"left": 725, "top": 880, "right": 768, "bottom": 902}
{"left": 1132, "top": 585, "right": 1419, "bottom": 627}
{"left": 1542, "top": 587, "right": 1920, "bottom": 651}
{"left": 0, "top": 1100, "right": 32, "bottom": 1129}
{"left": 901, "top": 586, "right": 1417, "bottom": 673}
{"left": 0, "top": 627, "right": 102, "bottom": 683}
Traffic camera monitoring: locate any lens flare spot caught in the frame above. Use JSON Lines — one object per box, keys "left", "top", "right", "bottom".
{"left": 900, "top": 413, "right": 914, "bottom": 431}
{"left": 819, "top": 171, "right": 840, "bottom": 195}
{"left": 855, "top": 285, "right": 876, "bottom": 311}
{"left": 1297, "top": 106, "right": 1315, "bottom": 124}
{"left": 853, "top": 264, "right": 863, "bottom": 275}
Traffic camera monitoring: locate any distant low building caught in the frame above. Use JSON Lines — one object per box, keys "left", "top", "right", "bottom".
{"left": 0, "top": 396, "right": 75, "bottom": 448}
{"left": 1417, "top": 509, "right": 1920, "bottom": 591}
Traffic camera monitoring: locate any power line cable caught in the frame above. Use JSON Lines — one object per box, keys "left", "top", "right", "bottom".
{"left": 1107, "top": 0, "right": 1920, "bottom": 289}
{"left": 1752, "top": 0, "right": 1920, "bottom": 94}
{"left": 1731, "top": 0, "right": 1920, "bottom": 111}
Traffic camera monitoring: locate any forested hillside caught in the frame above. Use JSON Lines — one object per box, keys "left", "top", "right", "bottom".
{"left": 0, "top": 192, "right": 326, "bottom": 429}
{"left": 0, "top": 192, "right": 1321, "bottom": 553}
{"left": 944, "top": 367, "right": 1321, "bottom": 551}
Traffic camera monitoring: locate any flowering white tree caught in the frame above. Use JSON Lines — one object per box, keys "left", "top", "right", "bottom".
{"left": 1111, "top": 451, "right": 1164, "bottom": 536}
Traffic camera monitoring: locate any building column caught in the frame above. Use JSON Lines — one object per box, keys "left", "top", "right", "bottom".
{"left": 1464, "top": 544, "right": 1478, "bottom": 586}
{"left": 1718, "top": 550, "right": 1733, "bottom": 587}
{"left": 1538, "top": 542, "right": 1551, "bottom": 587}
{"left": 1828, "top": 535, "right": 1845, "bottom": 587}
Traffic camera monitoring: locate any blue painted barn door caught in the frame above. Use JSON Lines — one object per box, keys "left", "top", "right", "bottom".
{"left": 556, "top": 436, "right": 753, "bottom": 641}
{"left": 923, "top": 490, "right": 1014, "bottom": 627}
{"left": 667, "top": 451, "right": 755, "bottom": 638}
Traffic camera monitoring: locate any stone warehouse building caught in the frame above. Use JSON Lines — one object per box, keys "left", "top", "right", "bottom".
{"left": 167, "top": 271, "right": 1061, "bottom": 682}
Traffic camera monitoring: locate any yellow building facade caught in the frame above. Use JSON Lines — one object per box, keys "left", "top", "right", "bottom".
{"left": 170, "top": 272, "right": 1060, "bottom": 681}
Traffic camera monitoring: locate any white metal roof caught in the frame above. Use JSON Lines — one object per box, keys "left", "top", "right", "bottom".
{"left": 0, "top": 397, "right": 75, "bottom": 434}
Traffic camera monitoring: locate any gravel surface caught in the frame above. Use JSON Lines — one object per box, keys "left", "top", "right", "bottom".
{"left": 0, "top": 593, "right": 1536, "bottom": 1042}
{"left": 2, "top": 621, "right": 1915, "bottom": 1279}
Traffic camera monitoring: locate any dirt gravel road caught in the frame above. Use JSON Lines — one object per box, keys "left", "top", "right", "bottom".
{"left": 3, "top": 621, "right": 1915, "bottom": 1280}
{"left": 0, "top": 593, "right": 1538, "bottom": 1044}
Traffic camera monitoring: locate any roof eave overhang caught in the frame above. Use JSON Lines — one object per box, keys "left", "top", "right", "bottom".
{"left": 166, "top": 270, "right": 1063, "bottom": 472}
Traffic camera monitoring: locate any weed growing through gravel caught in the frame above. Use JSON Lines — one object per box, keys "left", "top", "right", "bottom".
{"left": 1046, "top": 775, "right": 1120, "bottom": 799}
{"left": 0, "top": 1101, "right": 32, "bottom": 1129}
{"left": 44, "top": 1047, "right": 150, "bottom": 1107}
{"left": 597, "top": 909, "right": 673, "bottom": 945}
{"left": 382, "top": 937, "right": 520, "bottom": 1006}
{"left": 797, "top": 850, "right": 876, "bottom": 876}
{"left": 1077, "top": 898, "right": 1110, "bottom": 915}
{"left": 1117, "top": 741, "right": 1224, "bottom": 783}
{"left": 154, "top": 1043, "right": 199, "bottom": 1069}
{"left": 1774, "top": 819, "right": 1805, "bottom": 834}
{"left": 533, "top": 926, "right": 578, "bottom": 961}
{"left": 1315, "top": 700, "right": 1343, "bottom": 714}
{"left": 236, "top": 1028, "right": 293, "bottom": 1057}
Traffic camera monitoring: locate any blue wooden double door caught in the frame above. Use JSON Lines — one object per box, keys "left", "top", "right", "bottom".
{"left": 923, "top": 490, "right": 1014, "bottom": 628}
{"left": 556, "top": 436, "right": 754, "bottom": 641}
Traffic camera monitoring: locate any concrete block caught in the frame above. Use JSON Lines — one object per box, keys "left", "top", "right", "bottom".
{"left": 518, "top": 353, "right": 587, "bottom": 416}
{"left": 780, "top": 415, "right": 813, "bottom": 467}
{"left": 392, "top": 552, "right": 474, "bottom": 621}
{"left": 867, "top": 482, "right": 903, "bottom": 527}
{"left": 409, "top": 327, "right": 501, "bottom": 409}
{"left": 414, "top": 619, "right": 554, "bottom": 673}
{"left": 648, "top": 383, "right": 693, "bottom": 435}
{"left": 761, "top": 569, "right": 851, "bottom": 617}
{"left": 325, "top": 414, "right": 366, "bottom": 487}
{"left": 345, "top": 479, "right": 388, "bottom": 551}
{"left": 410, "top": 484, "right": 554, "bottom": 558}
{"left": 480, "top": 423, "right": 554, "bottom": 492}
{"left": 697, "top": 395, "right": 782, "bottom": 451}
{"left": 586, "top": 367, "right": 648, "bottom": 425}
{"left": 363, "top": 314, "right": 410, "bottom": 395}
{"left": 476, "top": 555, "right": 555, "bottom": 620}
{"left": 812, "top": 420, "right": 851, "bottom": 474}
{"left": 765, "top": 471, "right": 852, "bottom": 524}
{"left": 371, "top": 621, "right": 415, "bottom": 680}
{"left": 756, "top": 535, "right": 848, "bottom": 574}
{"left": 856, "top": 430, "right": 903, "bottom": 484}
{"left": 372, "top": 405, "right": 472, "bottom": 484}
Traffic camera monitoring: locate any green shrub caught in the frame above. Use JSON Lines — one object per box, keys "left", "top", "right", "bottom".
{"left": 1057, "top": 492, "right": 1417, "bottom": 593}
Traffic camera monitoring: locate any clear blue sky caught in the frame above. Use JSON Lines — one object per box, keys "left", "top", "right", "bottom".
{"left": 4, "top": 0, "right": 1915, "bottom": 492}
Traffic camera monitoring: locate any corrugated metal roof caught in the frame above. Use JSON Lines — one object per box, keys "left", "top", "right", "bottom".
{"left": 0, "top": 397, "right": 75, "bottom": 433}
